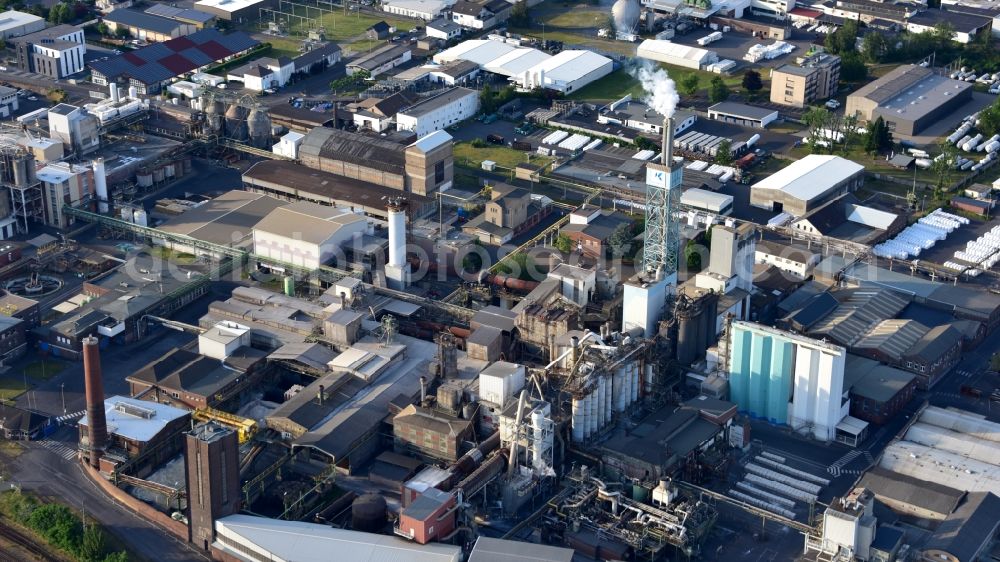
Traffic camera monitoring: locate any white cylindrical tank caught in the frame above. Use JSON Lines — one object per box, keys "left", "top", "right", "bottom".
{"left": 597, "top": 376, "right": 607, "bottom": 427}
{"left": 531, "top": 409, "right": 544, "bottom": 469}
{"left": 133, "top": 208, "right": 148, "bottom": 227}
{"left": 128, "top": 86, "right": 138, "bottom": 99}
{"left": 387, "top": 204, "right": 406, "bottom": 268}
{"left": 571, "top": 398, "right": 584, "bottom": 441}
{"left": 92, "top": 158, "right": 108, "bottom": 213}
{"left": 109, "top": 83, "right": 120, "bottom": 103}
{"left": 613, "top": 369, "right": 626, "bottom": 412}
{"left": 631, "top": 368, "right": 639, "bottom": 403}
{"left": 586, "top": 390, "right": 597, "bottom": 437}
{"left": 604, "top": 375, "right": 612, "bottom": 424}
{"left": 745, "top": 133, "right": 761, "bottom": 148}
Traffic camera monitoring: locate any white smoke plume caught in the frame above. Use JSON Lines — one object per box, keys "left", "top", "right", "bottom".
{"left": 631, "top": 62, "right": 679, "bottom": 119}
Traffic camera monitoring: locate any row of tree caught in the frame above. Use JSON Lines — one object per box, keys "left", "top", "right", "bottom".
{"left": 801, "top": 106, "right": 891, "bottom": 155}
{"left": 1, "top": 492, "right": 127, "bottom": 562}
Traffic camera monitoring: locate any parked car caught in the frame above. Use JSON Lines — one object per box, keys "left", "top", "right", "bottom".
{"left": 486, "top": 134, "right": 505, "bottom": 145}
{"left": 825, "top": 99, "right": 841, "bottom": 109}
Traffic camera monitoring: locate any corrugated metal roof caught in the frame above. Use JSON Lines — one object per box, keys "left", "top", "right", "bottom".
{"left": 854, "top": 318, "right": 927, "bottom": 360}
{"left": 858, "top": 466, "right": 963, "bottom": 517}
{"left": 299, "top": 127, "right": 406, "bottom": 174}
{"left": 469, "top": 537, "right": 574, "bottom": 562}
{"left": 253, "top": 201, "right": 366, "bottom": 245}
{"left": 215, "top": 514, "right": 462, "bottom": 561}
{"left": 753, "top": 155, "right": 863, "bottom": 202}
{"left": 923, "top": 492, "right": 1000, "bottom": 562}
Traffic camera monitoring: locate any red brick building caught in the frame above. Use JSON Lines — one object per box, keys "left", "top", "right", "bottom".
{"left": 397, "top": 488, "right": 456, "bottom": 544}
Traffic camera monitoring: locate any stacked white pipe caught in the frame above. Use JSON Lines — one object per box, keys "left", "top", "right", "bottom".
{"left": 542, "top": 130, "right": 569, "bottom": 145}
{"left": 559, "top": 133, "right": 590, "bottom": 151}
{"left": 874, "top": 209, "right": 965, "bottom": 259}
{"left": 953, "top": 223, "right": 1000, "bottom": 274}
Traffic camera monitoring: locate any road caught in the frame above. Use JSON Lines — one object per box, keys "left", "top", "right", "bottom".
{"left": 4, "top": 430, "right": 209, "bottom": 562}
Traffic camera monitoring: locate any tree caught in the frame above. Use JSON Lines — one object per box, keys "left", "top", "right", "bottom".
{"left": 479, "top": 83, "right": 496, "bottom": 114}
{"left": 554, "top": 233, "right": 573, "bottom": 253}
{"left": 497, "top": 253, "right": 537, "bottom": 281}
{"left": 802, "top": 106, "right": 831, "bottom": 150}
{"left": 606, "top": 222, "right": 634, "bottom": 258}
{"left": 679, "top": 73, "right": 700, "bottom": 97}
{"left": 825, "top": 18, "right": 858, "bottom": 54}
{"left": 933, "top": 22, "right": 956, "bottom": 43}
{"left": 861, "top": 32, "right": 889, "bottom": 63}
{"left": 715, "top": 139, "right": 733, "bottom": 164}
{"left": 863, "top": 116, "right": 892, "bottom": 154}
{"left": 114, "top": 26, "right": 129, "bottom": 38}
{"left": 509, "top": 0, "right": 529, "bottom": 26}
{"left": 979, "top": 98, "right": 1000, "bottom": 137}
{"left": 46, "top": 89, "right": 66, "bottom": 103}
{"left": 839, "top": 53, "right": 867, "bottom": 82}
{"left": 48, "top": 3, "right": 69, "bottom": 23}
{"left": 741, "top": 69, "right": 762, "bottom": 94}
{"left": 931, "top": 141, "right": 958, "bottom": 192}
{"left": 685, "top": 239, "right": 702, "bottom": 271}
{"left": 708, "top": 76, "right": 729, "bottom": 103}
{"left": 96, "top": 22, "right": 109, "bottom": 36}
{"left": 80, "top": 526, "right": 107, "bottom": 562}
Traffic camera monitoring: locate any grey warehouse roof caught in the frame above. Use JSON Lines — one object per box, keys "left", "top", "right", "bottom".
{"left": 708, "top": 101, "right": 777, "bottom": 120}
{"left": 400, "top": 87, "right": 476, "bottom": 118}
{"left": 103, "top": 9, "right": 187, "bottom": 34}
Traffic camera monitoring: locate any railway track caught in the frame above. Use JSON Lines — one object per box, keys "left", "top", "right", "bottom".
{"left": 0, "top": 518, "right": 61, "bottom": 562}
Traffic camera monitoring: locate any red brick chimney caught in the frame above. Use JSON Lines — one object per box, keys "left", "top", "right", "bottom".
{"left": 82, "top": 336, "right": 107, "bottom": 469}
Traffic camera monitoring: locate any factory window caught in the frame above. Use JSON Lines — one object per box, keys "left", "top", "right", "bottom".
{"left": 434, "top": 161, "right": 445, "bottom": 185}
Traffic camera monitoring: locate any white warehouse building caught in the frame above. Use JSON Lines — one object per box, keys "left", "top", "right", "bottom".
{"left": 252, "top": 201, "right": 368, "bottom": 270}
{"left": 396, "top": 87, "right": 479, "bottom": 138}
{"left": 636, "top": 39, "right": 718, "bottom": 70}
{"left": 516, "top": 50, "right": 613, "bottom": 94}
{"left": 381, "top": 0, "right": 454, "bottom": 20}
{"left": 434, "top": 39, "right": 613, "bottom": 94}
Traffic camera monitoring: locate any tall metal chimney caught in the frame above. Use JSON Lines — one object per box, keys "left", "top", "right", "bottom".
{"left": 82, "top": 336, "right": 107, "bottom": 469}
{"left": 661, "top": 117, "right": 675, "bottom": 166}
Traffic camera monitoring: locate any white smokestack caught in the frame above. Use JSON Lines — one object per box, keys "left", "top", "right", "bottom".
{"left": 632, "top": 62, "right": 679, "bottom": 119}
{"left": 92, "top": 158, "right": 108, "bottom": 213}
{"left": 385, "top": 199, "right": 410, "bottom": 290}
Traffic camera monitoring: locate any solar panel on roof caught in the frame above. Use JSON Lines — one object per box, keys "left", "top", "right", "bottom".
{"left": 166, "top": 36, "right": 195, "bottom": 51}
{"left": 180, "top": 48, "right": 212, "bottom": 66}
{"left": 197, "top": 40, "right": 229, "bottom": 59}
{"left": 124, "top": 52, "right": 146, "bottom": 66}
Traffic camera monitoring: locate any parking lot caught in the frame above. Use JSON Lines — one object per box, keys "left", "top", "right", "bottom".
{"left": 670, "top": 27, "right": 824, "bottom": 75}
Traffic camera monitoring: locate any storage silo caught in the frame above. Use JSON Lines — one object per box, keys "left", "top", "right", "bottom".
{"left": 247, "top": 107, "right": 272, "bottom": 148}
{"left": 203, "top": 96, "right": 225, "bottom": 135}
{"left": 351, "top": 493, "right": 387, "bottom": 533}
{"left": 224, "top": 103, "right": 249, "bottom": 142}
{"left": 612, "top": 0, "right": 641, "bottom": 34}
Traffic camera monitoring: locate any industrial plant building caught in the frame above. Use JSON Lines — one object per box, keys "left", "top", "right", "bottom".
{"left": 298, "top": 128, "right": 454, "bottom": 196}
{"left": 154, "top": 190, "right": 287, "bottom": 254}
{"left": 751, "top": 155, "right": 865, "bottom": 216}
{"left": 770, "top": 53, "right": 841, "bottom": 107}
{"left": 727, "top": 321, "right": 858, "bottom": 443}
{"left": 79, "top": 395, "right": 191, "bottom": 476}
{"left": 845, "top": 65, "right": 973, "bottom": 135}
{"left": 88, "top": 29, "right": 260, "bottom": 94}
{"left": 252, "top": 201, "right": 368, "bottom": 270}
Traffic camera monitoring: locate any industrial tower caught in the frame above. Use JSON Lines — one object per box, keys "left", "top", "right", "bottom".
{"left": 623, "top": 118, "right": 683, "bottom": 336}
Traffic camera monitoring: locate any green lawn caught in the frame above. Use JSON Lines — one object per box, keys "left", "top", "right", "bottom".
{"left": 24, "top": 360, "right": 63, "bottom": 381}
{"left": 539, "top": 7, "right": 608, "bottom": 29}
{"left": 508, "top": 26, "right": 637, "bottom": 56}
{"left": 255, "top": 10, "right": 416, "bottom": 42}
{"left": 568, "top": 65, "right": 752, "bottom": 103}
{"left": 264, "top": 36, "right": 305, "bottom": 59}
{"left": 0, "top": 376, "right": 26, "bottom": 401}
{"left": 454, "top": 142, "right": 552, "bottom": 170}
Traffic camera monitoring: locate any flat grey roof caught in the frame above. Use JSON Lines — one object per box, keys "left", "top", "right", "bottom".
{"left": 469, "top": 537, "right": 574, "bottom": 562}
{"left": 401, "top": 87, "right": 476, "bottom": 118}
{"left": 708, "top": 101, "right": 777, "bottom": 120}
